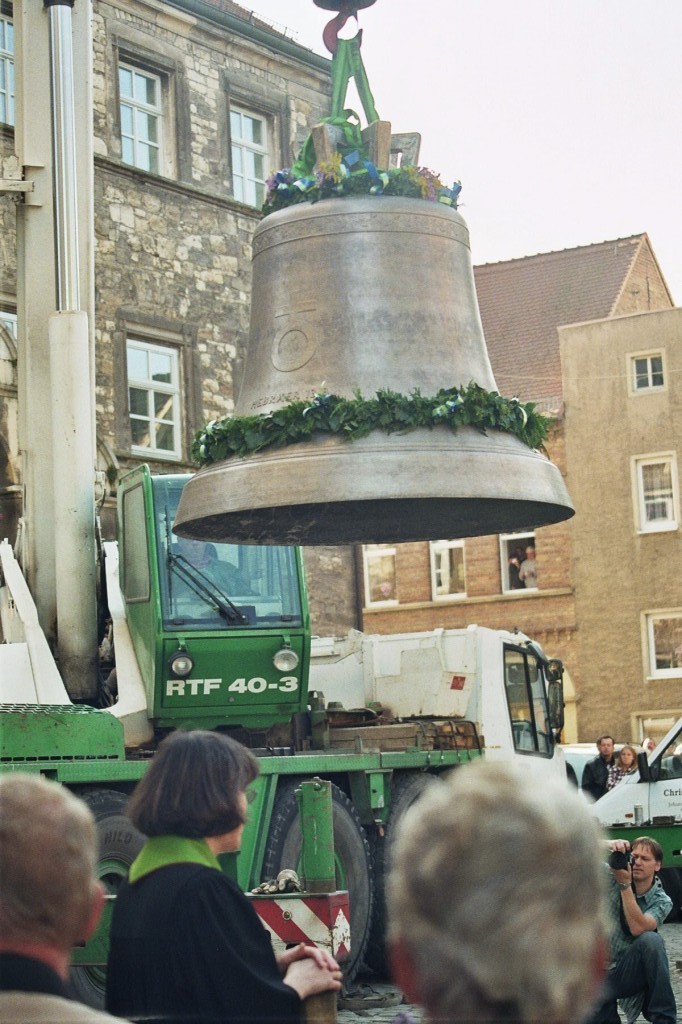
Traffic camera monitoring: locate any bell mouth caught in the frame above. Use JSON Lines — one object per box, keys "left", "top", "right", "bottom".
{"left": 174, "top": 427, "right": 574, "bottom": 546}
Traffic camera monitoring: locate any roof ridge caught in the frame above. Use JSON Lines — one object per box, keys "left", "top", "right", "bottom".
{"left": 474, "top": 234, "right": 646, "bottom": 272}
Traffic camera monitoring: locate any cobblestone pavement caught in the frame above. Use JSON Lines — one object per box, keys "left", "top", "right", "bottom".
{"left": 337, "top": 922, "right": 682, "bottom": 1023}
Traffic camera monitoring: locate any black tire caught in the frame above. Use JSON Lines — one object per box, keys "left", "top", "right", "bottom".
{"left": 365, "top": 771, "right": 441, "bottom": 975}
{"left": 69, "top": 788, "right": 145, "bottom": 1008}
{"left": 262, "top": 780, "right": 373, "bottom": 982}
{"left": 659, "top": 867, "right": 682, "bottom": 922}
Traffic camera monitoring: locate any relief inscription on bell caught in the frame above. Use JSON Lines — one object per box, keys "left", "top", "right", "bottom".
{"left": 271, "top": 327, "right": 317, "bottom": 372}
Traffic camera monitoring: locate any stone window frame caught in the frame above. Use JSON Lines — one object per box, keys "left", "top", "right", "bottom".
{"left": 627, "top": 348, "right": 667, "bottom": 396}
{"left": 643, "top": 610, "right": 682, "bottom": 681}
{"left": 127, "top": 336, "right": 182, "bottom": 459}
{"left": 0, "top": 2, "right": 14, "bottom": 127}
{"left": 229, "top": 105, "right": 269, "bottom": 208}
{"left": 108, "top": 28, "right": 192, "bottom": 183}
{"left": 362, "top": 544, "right": 398, "bottom": 607}
{"left": 429, "top": 539, "right": 466, "bottom": 601}
{"left": 223, "top": 79, "right": 287, "bottom": 208}
{"left": 113, "top": 312, "right": 200, "bottom": 465}
{"left": 632, "top": 452, "right": 679, "bottom": 534}
{"left": 118, "top": 61, "right": 164, "bottom": 175}
{"left": 499, "top": 531, "right": 536, "bottom": 594}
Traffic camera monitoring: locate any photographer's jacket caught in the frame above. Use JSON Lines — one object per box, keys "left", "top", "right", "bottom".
{"left": 606, "top": 872, "right": 672, "bottom": 962}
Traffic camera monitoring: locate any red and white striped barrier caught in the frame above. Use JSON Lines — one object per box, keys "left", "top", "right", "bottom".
{"left": 249, "top": 891, "right": 351, "bottom": 961}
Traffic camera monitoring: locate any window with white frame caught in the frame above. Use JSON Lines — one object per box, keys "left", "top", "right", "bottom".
{"left": 0, "top": 11, "right": 14, "bottom": 126}
{"left": 646, "top": 612, "right": 682, "bottom": 679}
{"left": 630, "top": 352, "right": 665, "bottom": 393}
{"left": 363, "top": 545, "right": 398, "bottom": 606}
{"left": 119, "top": 62, "right": 162, "bottom": 173}
{"left": 430, "top": 540, "right": 466, "bottom": 599}
{"left": 500, "top": 531, "right": 537, "bottom": 592}
{"left": 127, "top": 338, "right": 181, "bottom": 458}
{"left": 634, "top": 455, "right": 678, "bottom": 532}
{"left": 230, "top": 107, "right": 269, "bottom": 207}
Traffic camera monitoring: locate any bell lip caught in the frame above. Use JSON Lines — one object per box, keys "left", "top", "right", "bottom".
{"left": 175, "top": 427, "right": 574, "bottom": 546}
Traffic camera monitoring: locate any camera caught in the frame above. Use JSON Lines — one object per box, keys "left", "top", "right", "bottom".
{"left": 608, "top": 850, "right": 632, "bottom": 870}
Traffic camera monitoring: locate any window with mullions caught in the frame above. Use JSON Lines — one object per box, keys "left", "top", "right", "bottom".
{"left": 504, "top": 647, "right": 551, "bottom": 755}
{"left": 0, "top": 11, "right": 14, "bottom": 126}
{"left": 119, "top": 62, "right": 162, "bottom": 173}
{"left": 631, "top": 352, "right": 664, "bottom": 393}
{"left": 430, "top": 540, "right": 466, "bottom": 600}
{"left": 634, "top": 455, "right": 678, "bottom": 533}
{"left": 230, "top": 107, "right": 269, "bottom": 207}
{"left": 646, "top": 612, "right": 682, "bottom": 680}
{"left": 127, "top": 339, "right": 181, "bottom": 458}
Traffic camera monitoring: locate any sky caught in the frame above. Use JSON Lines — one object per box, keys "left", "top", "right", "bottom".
{"left": 246, "top": 0, "right": 682, "bottom": 304}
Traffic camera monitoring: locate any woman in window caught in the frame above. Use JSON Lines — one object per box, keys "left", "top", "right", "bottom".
{"left": 105, "top": 731, "right": 342, "bottom": 1023}
{"left": 606, "top": 744, "right": 637, "bottom": 790}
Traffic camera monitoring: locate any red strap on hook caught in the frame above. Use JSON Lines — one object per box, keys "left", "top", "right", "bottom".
{"left": 322, "top": 6, "right": 362, "bottom": 55}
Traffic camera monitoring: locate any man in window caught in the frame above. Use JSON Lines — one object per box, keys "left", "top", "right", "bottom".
{"left": 518, "top": 544, "right": 537, "bottom": 588}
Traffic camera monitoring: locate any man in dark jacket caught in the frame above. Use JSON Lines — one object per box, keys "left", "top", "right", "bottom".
{"left": 582, "top": 735, "right": 616, "bottom": 801}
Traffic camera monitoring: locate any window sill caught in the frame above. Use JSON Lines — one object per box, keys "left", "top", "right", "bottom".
{"left": 363, "top": 587, "right": 573, "bottom": 614}
{"left": 637, "top": 525, "right": 679, "bottom": 536}
{"left": 646, "top": 675, "right": 682, "bottom": 683}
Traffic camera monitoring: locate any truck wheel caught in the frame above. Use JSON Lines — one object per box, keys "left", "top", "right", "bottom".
{"left": 659, "top": 867, "right": 682, "bottom": 922}
{"left": 365, "top": 771, "right": 441, "bottom": 975}
{"left": 262, "top": 781, "right": 373, "bottom": 982}
{"left": 69, "top": 788, "right": 145, "bottom": 1009}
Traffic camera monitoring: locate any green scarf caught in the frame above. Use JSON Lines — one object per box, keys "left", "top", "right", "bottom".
{"left": 128, "top": 835, "right": 221, "bottom": 884}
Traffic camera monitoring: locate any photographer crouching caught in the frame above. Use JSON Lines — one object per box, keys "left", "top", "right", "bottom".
{"left": 586, "top": 837, "right": 676, "bottom": 1024}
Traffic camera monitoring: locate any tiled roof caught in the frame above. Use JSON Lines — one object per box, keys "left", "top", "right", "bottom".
{"left": 474, "top": 235, "right": 645, "bottom": 405}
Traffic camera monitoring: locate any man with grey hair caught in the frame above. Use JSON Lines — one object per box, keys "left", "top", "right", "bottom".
{"left": 387, "top": 760, "right": 610, "bottom": 1024}
{"left": 0, "top": 773, "right": 129, "bottom": 1023}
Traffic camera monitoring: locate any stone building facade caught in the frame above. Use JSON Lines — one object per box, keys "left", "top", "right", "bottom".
{"left": 1, "top": 0, "right": 361, "bottom": 634}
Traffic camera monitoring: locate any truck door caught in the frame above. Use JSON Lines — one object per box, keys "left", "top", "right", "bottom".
{"left": 650, "top": 733, "right": 682, "bottom": 820}
{"left": 503, "top": 646, "right": 553, "bottom": 758}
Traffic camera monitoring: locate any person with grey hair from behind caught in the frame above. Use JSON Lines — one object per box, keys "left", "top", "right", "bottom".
{"left": 387, "top": 760, "right": 611, "bottom": 1024}
{"left": 0, "top": 773, "right": 130, "bottom": 1024}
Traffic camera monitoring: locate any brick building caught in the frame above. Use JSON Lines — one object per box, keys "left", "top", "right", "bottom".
{"left": 359, "top": 236, "right": 677, "bottom": 741}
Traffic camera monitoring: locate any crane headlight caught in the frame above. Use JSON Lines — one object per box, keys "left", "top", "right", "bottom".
{"left": 169, "top": 650, "right": 194, "bottom": 678}
{"left": 273, "top": 647, "right": 299, "bottom": 672}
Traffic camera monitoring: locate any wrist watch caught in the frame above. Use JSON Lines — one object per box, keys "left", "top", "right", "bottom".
{"left": 618, "top": 881, "right": 631, "bottom": 891}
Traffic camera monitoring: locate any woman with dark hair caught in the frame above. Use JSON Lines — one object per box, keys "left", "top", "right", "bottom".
{"left": 105, "top": 731, "right": 342, "bottom": 1023}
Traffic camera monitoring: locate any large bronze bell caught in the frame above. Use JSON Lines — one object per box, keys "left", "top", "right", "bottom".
{"left": 175, "top": 197, "right": 574, "bottom": 544}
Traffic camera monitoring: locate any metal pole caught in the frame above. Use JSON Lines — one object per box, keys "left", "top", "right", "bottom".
{"left": 44, "top": 0, "right": 98, "bottom": 698}
{"left": 46, "top": 0, "right": 80, "bottom": 311}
